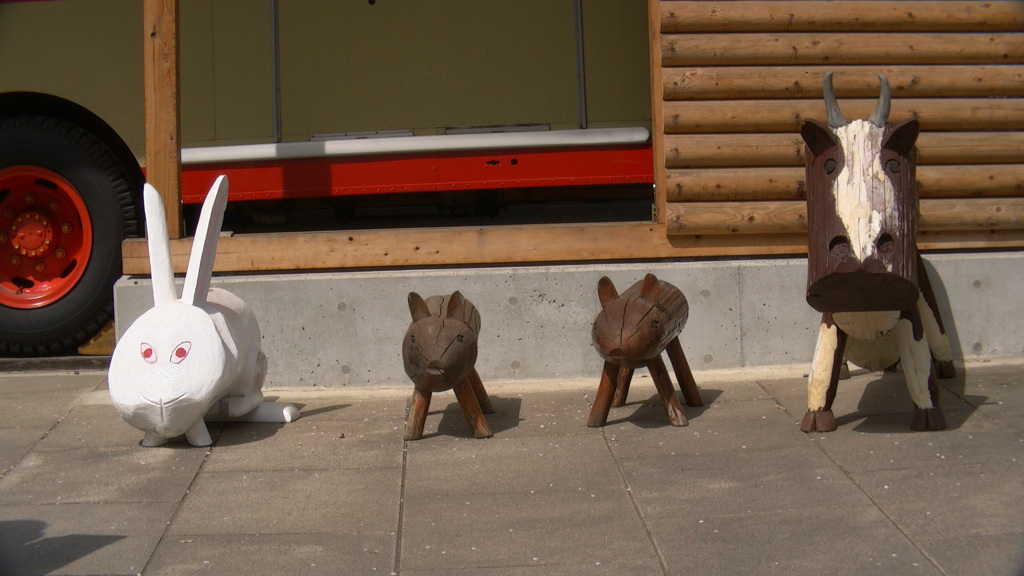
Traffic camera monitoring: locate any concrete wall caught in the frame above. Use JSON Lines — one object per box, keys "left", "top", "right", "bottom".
{"left": 114, "top": 251, "right": 1024, "bottom": 388}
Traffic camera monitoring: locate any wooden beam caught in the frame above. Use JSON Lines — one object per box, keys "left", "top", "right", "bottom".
{"left": 143, "top": 0, "right": 183, "bottom": 239}
{"left": 121, "top": 218, "right": 1024, "bottom": 274}
{"left": 663, "top": 33, "right": 1024, "bottom": 67}
{"left": 660, "top": 1, "right": 1024, "bottom": 33}
{"left": 662, "top": 65, "right": 1024, "bottom": 100}
{"left": 648, "top": 0, "right": 667, "bottom": 223}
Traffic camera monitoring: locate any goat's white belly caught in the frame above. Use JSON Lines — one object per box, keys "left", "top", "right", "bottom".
{"left": 833, "top": 311, "right": 902, "bottom": 371}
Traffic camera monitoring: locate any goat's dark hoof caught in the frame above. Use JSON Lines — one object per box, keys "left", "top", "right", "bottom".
{"left": 910, "top": 407, "right": 947, "bottom": 431}
{"left": 937, "top": 360, "right": 956, "bottom": 379}
{"left": 800, "top": 410, "right": 837, "bottom": 433}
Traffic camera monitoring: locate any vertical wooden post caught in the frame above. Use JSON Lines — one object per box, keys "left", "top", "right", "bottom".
{"left": 647, "top": 0, "right": 666, "bottom": 224}
{"left": 144, "top": 0, "right": 183, "bottom": 239}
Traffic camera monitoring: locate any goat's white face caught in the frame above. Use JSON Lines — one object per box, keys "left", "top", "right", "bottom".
{"left": 831, "top": 119, "right": 892, "bottom": 265}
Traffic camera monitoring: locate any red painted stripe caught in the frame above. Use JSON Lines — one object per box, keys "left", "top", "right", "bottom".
{"left": 179, "top": 145, "right": 653, "bottom": 204}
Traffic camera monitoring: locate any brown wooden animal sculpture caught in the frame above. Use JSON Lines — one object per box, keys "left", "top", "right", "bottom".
{"left": 402, "top": 291, "right": 493, "bottom": 440}
{"left": 588, "top": 274, "right": 703, "bottom": 427}
{"left": 800, "top": 72, "right": 956, "bottom": 433}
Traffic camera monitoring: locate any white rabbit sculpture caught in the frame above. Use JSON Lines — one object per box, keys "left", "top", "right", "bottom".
{"left": 108, "top": 175, "right": 299, "bottom": 447}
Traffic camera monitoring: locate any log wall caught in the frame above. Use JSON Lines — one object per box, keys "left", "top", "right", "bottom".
{"left": 654, "top": 0, "right": 1024, "bottom": 249}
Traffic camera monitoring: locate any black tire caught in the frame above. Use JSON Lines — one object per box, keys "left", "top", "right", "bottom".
{"left": 0, "top": 116, "right": 138, "bottom": 356}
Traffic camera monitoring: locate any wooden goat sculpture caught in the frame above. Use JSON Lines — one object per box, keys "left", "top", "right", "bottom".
{"left": 799, "top": 72, "right": 956, "bottom": 433}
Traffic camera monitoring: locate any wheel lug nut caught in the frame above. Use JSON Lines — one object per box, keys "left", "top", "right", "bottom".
{"left": 62, "top": 223, "right": 72, "bottom": 233}
{"left": 2, "top": 208, "right": 12, "bottom": 218}
{"left": 34, "top": 262, "right": 45, "bottom": 273}
{"left": 9, "top": 255, "right": 19, "bottom": 265}
{"left": 55, "top": 248, "right": 66, "bottom": 259}
{"left": 0, "top": 233, "right": 6, "bottom": 243}
{"left": 24, "top": 194, "right": 35, "bottom": 205}
{"left": 49, "top": 200, "right": 60, "bottom": 211}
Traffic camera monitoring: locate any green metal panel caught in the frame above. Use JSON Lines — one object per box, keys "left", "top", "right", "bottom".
{"left": 581, "top": 0, "right": 651, "bottom": 128}
{"left": 180, "top": 0, "right": 275, "bottom": 147}
{"left": 277, "top": 0, "right": 583, "bottom": 139}
{"left": 0, "top": 0, "right": 144, "bottom": 158}
{"left": 0, "top": 0, "right": 650, "bottom": 155}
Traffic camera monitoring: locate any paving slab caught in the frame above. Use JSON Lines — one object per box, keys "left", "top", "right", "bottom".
{"left": 0, "top": 361, "right": 1021, "bottom": 575}
{"left": 404, "top": 434, "right": 621, "bottom": 496}
{"left": 649, "top": 504, "right": 941, "bottom": 576}
{"left": 143, "top": 533, "right": 396, "bottom": 576}
{"left": 166, "top": 467, "right": 402, "bottom": 536}
{"left": 0, "top": 502, "right": 177, "bottom": 576}
{"left": 399, "top": 488, "right": 658, "bottom": 572}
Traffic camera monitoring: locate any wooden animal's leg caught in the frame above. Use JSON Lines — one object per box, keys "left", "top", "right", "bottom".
{"left": 466, "top": 368, "right": 494, "bottom": 414}
{"left": 610, "top": 365, "right": 634, "bottom": 407}
{"left": 453, "top": 378, "right": 493, "bottom": 438}
{"left": 893, "top": 314, "right": 947, "bottom": 431}
{"left": 916, "top": 255, "right": 955, "bottom": 378}
{"left": 801, "top": 315, "right": 848, "bottom": 433}
{"left": 648, "top": 356, "right": 688, "bottom": 427}
{"left": 587, "top": 361, "right": 619, "bottom": 427}
{"left": 405, "top": 387, "right": 432, "bottom": 441}
{"left": 184, "top": 419, "right": 213, "bottom": 447}
{"left": 666, "top": 337, "right": 703, "bottom": 407}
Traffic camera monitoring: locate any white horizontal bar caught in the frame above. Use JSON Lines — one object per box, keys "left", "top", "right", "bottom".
{"left": 181, "top": 127, "right": 650, "bottom": 165}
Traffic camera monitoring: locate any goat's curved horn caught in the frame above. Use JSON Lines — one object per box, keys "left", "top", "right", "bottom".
{"left": 867, "top": 74, "right": 891, "bottom": 127}
{"left": 823, "top": 72, "right": 847, "bottom": 128}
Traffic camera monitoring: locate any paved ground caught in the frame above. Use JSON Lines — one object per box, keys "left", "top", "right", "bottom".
{"left": 0, "top": 359, "right": 1021, "bottom": 575}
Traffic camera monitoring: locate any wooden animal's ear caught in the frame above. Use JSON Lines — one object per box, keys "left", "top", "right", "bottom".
{"left": 446, "top": 291, "right": 466, "bottom": 318}
{"left": 801, "top": 119, "right": 839, "bottom": 157}
{"left": 640, "top": 273, "right": 661, "bottom": 303}
{"left": 182, "top": 175, "right": 229, "bottom": 306}
{"left": 882, "top": 118, "right": 919, "bottom": 157}
{"left": 408, "top": 292, "right": 431, "bottom": 321}
{"left": 597, "top": 276, "right": 618, "bottom": 306}
{"left": 143, "top": 183, "right": 178, "bottom": 306}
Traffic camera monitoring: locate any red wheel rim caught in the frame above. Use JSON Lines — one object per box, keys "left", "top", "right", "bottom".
{"left": 0, "top": 166, "right": 93, "bottom": 309}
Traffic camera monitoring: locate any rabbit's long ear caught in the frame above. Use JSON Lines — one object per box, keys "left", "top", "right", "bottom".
{"left": 143, "top": 184, "right": 178, "bottom": 305}
{"left": 182, "top": 175, "right": 229, "bottom": 306}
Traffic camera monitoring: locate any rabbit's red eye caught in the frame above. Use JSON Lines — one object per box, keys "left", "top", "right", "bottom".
{"left": 170, "top": 341, "right": 192, "bottom": 364}
{"left": 140, "top": 343, "right": 157, "bottom": 364}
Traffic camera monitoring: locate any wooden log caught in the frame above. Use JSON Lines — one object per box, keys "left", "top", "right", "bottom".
{"left": 662, "top": 65, "right": 1024, "bottom": 101}
{"left": 666, "top": 201, "right": 809, "bottom": 235}
{"left": 665, "top": 132, "right": 1024, "bottom": 168}
{"left": 666, "top": 167, "right": 804, "bottom": 202}
{"left": 665, "top": 134, "right": 806, "bottom": 168}
{"left": 664, "top": 198, "right": 1024, "bottom": 236}
{"left": 663, "top": 33, "right": 1023, "bottom": 68}
{"left": 919, "top": 198, "right": 1024, "bottom": 231}
{"left": 660, "top": 1, "right": 1024, "bottom": 33}
{"left": 662, "top": 98, "right": 1024, "bottom": 134}
{"left": 665, "top": 164, "right": 1024, "bottom": 203}
{"left": 915, "top": 165, "right": 1024, "bottom": 198}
